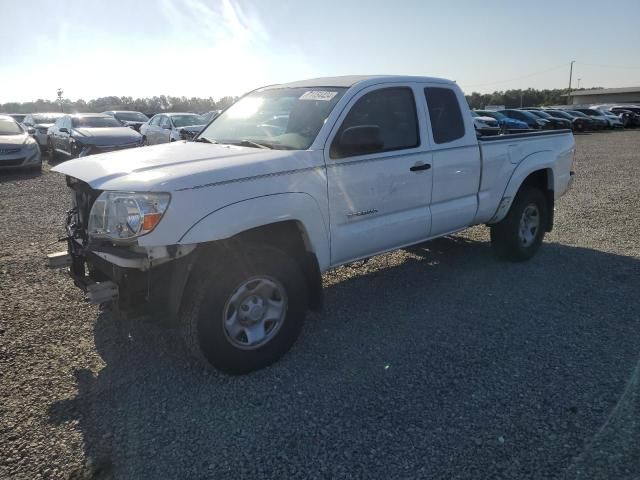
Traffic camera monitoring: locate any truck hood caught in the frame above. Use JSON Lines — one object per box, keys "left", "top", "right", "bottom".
{"left": 72, "top": 127, "right": 142, "bottom": 146}
{"left": 52, "top": 141, "right": 314, "bottom": 191}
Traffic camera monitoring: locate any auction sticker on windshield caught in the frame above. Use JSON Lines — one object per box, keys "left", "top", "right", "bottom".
{"left": 299, "top": 91, "right": 338, "bottom": 101}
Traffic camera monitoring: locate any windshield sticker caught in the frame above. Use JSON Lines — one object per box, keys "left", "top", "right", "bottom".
{"left": 299, "top": 91, "right": 338, "bottom": 101}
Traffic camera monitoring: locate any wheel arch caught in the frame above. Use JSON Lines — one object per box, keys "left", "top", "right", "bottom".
{"left": 490, "top": 151, "right": 556, "bottom": 229}
{"left": 178, "top": 193, "right": 329, "bottom": 313}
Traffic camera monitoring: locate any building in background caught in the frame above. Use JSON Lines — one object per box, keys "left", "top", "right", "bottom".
{"left": 566, "top": 87, "right": 640, "bottom": 105}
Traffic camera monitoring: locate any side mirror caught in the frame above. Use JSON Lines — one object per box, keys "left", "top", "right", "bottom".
{"left": 59, "top": 127, "right": 69, "bottom": 134}
{"left": 27, "top": 127, "right": 36, "bottom": 135}
{"left": 333, "top": 125, "right": 383, "bottom": 158}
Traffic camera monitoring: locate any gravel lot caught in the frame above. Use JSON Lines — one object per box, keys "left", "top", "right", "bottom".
{"left": 1, "top": 130, "right": 639, "bottom": 479}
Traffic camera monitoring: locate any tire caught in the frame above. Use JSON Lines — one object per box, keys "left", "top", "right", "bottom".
{"left": 490, "top": 186, "right": 548, "bottom": 261}
{"left": 180, "top": 244, "right": 308, "bottom": 375}
{"left": 142, "top": 136, "right": 148, "bottom": 146}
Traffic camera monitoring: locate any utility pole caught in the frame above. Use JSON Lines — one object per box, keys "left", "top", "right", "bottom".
{"left": 567, "top": 60, "right": 575, "bottom": 105}
{"left": 57, "top": 88, "right": 64, "bottom": 113}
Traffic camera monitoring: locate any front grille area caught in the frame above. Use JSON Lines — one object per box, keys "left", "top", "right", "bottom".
{"left": 0, "top": 157, "right": 26, "bottom": 167}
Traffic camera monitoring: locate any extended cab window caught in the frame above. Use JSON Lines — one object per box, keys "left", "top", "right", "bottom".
{"left": 424, "top": 87, "right": 465, "bottom": 144}
{"left": 331, "top": 87, "right": 419, "bottom": 159}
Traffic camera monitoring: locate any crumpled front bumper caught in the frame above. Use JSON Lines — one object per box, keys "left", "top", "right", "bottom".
{"left": 48, "top": 237, "right": 196, "bottom": 317}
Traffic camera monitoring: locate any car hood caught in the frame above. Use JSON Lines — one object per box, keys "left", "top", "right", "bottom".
{"left": 72, "top": 127, "right": 142, "bottom": 146}
{"left": 0, "top": 133, "right": 30, "bottom": 147}
{"left": 52, "top": 141, "right": 312, "bottom": 192}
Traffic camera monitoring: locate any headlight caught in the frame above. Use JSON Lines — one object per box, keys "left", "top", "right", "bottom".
{"left": 88, "top": 192, "right": 170, "bottom": 242}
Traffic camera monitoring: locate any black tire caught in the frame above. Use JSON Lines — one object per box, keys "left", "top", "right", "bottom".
{"left": 142, "top": 136, "right": 148, "bottom": 146}
{"left": 180, "top": 244, "right": 308, "bottom": 375}
{"left": 490, "top": 186, "right": 548, "bottom": 261}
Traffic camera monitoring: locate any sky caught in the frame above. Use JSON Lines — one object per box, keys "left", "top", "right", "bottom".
{"left": 1, "top": 0, "right": 639, "bottom": 103}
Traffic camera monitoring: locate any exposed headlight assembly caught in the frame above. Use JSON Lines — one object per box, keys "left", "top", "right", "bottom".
{"left": 88, "top": 192, "right": 170, "bottom": 242}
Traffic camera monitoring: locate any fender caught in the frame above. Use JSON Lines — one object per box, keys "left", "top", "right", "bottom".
{"left": 178, "top": 192, "right": 331, "bottom": 270}
{"left": 489, "top": 151, "right": 555, "bottom": 224}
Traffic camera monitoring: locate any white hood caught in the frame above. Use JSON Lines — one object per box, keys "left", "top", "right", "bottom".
{"left": 52, "top": 141, "right": 312, "bottom": 192}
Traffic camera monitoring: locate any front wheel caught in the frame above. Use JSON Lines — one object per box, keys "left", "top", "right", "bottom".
{"left": 490, "top": 187, "right": 548, "bottom": 261}
{"left": 180, "top": 245, "right": 308, "bottom": 374}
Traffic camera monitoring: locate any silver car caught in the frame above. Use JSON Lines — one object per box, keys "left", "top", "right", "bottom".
{"left": 21, "top": 113, "right": 64, "bottom": 147}
{"left": 140, "top": 113, "right": 207, "bottom": 145}
{"left": 0, "top": 115, "right": 42, "bottom": 171}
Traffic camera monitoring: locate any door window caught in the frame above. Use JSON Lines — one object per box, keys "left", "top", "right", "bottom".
{"left": 160, "top": 116, "right": 172, "bottom": 129}
{"left": 149, "top": 116, "right": 161, "bottom": 126}
{"left": 330, "top": 87, "right": 419, "bottom": 159}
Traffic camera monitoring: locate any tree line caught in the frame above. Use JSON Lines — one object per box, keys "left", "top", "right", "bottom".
{"left": 1, "top": 87, "right": 595, "bottom": 115}
{"left": 0, "top": 95, "right": 239, "bottom": 116}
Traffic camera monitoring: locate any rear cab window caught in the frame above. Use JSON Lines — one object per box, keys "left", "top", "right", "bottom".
{"left": 424, "top": 87, "right": 465, "bottom": 144}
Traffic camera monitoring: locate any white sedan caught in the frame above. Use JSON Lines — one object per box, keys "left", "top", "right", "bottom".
{"left": 140, "top": 113, "right": 208, "bottom": 145}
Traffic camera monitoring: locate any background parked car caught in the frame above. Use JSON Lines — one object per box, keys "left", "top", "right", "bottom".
{"left": 102, "top": 110, "right": 150, "bottom": 131}
{"left": 573, "top": 108, "right": 610, "bottom": 130}
{"left": 499, "top": 109, "right": 551, "bottom": 130}
{"left": 140, "top": 113, "right": 207, "bottom": 144}
{"left": 544, "top": 109, "right": 592, "bottom": 132}
{"left": 609, "top": 107, "right": 640, "bottom": 128}
{"left": 470, "top": 111, "right": 500, "bottom": 136}
{"left": 599, "top": 110, "right": 625, "bottom": 128}
{"left": 22, "top": 113, "right": 64, "bottom": 147}
{"left": 474, "top": 110, "right": 530, "bottom": 133}
{"left": 0, "top": 114, "right": 41, "bottom": 171}
{"left": 522, "top": 110, "right": 571, "bottom": 130}
{"left": 6, "top": 113, "right": 26, "bottom": 124}
{"left": 48, "top": 113, "right": 142, "bottom": 161}
{"left": 563, "top": 110, "right": 606, "bottom": 130}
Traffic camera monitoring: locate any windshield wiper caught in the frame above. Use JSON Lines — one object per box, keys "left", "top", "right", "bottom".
{"left": 221, "top": 139, "right": 273, "bottom": 149}
{"left": 194, "top": 137, "right": 215, "bottom": 144}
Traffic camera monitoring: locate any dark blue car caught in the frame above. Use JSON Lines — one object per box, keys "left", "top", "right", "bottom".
{"left": 475, "top": 110, "right": 530, "bottom": 132}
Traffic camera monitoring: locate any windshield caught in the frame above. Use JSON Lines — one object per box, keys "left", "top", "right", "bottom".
{"left": 482, "top": 111, "right": 505, "bottom": 120}
{"left": 171, "top": 114, "right": 206, "bottom": 127}
{"left": 72, "top": 116, "right": 122, "bottom": 128}
{"left": 115, "top": 112, "right": 148, "bottom": 122}
{"left": 33, "top": 114, "right": 63, "bottom": 124}
{"left": 548, "top": 110, "right": 572, "bottom": 119}
{"left": 0, "top": 118, "right": 24, "bottom": 135}
{"left": 530, "top": 110, "right": 551, "bottom": 119}
{"left": 198, "top": 87, "right": 347, "bottom": 150}
{"left": 571, "top": 110, "right": 587, "bottom": 117}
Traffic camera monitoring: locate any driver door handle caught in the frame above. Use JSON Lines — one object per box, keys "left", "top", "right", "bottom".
{"left": 410, "top": 162, "right": 431, "bottom": 172}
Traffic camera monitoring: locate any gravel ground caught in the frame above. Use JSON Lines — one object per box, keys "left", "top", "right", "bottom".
{"left": 1, "top": 130, "right": 639, "bottom": 479}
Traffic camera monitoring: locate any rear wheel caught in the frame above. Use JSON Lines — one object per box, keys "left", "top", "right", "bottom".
{"left": 180, "top": 244, "right": 308, "bottom": 374}
{"left": 490, "top": 187, "right": 548, "bottom": 261}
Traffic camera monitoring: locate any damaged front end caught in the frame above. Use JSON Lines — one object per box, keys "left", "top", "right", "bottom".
{"left": 47, "top": 176, "right": 195, "bottom": 318}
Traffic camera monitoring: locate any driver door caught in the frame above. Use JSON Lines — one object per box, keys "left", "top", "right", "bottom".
{"left": 324, "top": 85, "right": 433, "bottom": 265}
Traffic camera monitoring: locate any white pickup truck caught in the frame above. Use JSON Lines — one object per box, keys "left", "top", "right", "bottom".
{"left": 50, "top": 75, "right": 575, "bottom": 374}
